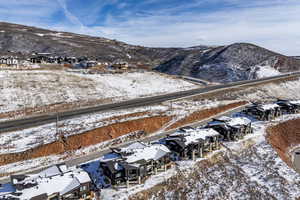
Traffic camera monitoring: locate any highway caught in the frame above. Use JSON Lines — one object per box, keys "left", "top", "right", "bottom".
{"left": 0, "top": 72, "right": 300, "bottom": 133}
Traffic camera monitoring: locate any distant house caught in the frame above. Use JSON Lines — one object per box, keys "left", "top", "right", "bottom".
{"left": 0, "top": 56, "right": 19, "bottom": 66}
{"left": 110, "top": 61, "right": 129, "bottom": 70}
{"left": 2, "top": 164, "right": 93, "bottom": 200}
{"left": 100, "top": 142, "right": 172, "bottom": 187}
{"left": 164, "top": 127, "right": 221, "bottom": 160}
{"left": 243, "top": 103, "right": 281, "bottom": 121}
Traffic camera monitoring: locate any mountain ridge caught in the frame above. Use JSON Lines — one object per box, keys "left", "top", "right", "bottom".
{"left": 1, "top": 21, "right": 300, "bottom": 83}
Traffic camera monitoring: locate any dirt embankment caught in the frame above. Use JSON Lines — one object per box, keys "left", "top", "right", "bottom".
{"left": 0, "top": 115, "right": 171, "bottom": 166}
{"left": 267, "top": 118, "right": 300, "bottom": 167}
{"left": 0, "top": 101, "right": 246, "bottom": 166}
{"left": 167, "top": 101, "right": 247, "bottom": 130}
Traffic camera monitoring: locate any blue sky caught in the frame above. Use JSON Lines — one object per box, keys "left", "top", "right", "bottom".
{"left": 0, "top": 0, "right": 299, "bottom": 55}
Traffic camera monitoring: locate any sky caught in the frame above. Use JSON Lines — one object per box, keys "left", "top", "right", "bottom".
{"left": 0, "top": 0, "right": 299, "bottom": 55}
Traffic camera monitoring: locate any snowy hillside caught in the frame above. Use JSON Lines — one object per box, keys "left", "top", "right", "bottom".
{"left": 155, "top": 43, "right": 300, "bottom": 83}
{"left": 0, "top": 70, "right": 197, "bottom": 114}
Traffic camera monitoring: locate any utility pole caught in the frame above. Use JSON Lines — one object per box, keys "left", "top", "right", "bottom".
{"left": 56, "top": 113, "right": 59, "bottom": 136}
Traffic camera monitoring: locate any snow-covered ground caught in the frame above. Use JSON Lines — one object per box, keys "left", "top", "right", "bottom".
{"left": 0, "top": 99, "right": 231, "bottom": 178}
{"left": 240, "top": 78, "right": 300, "bottom": 100}
{"left": 0, "top": 70, "right": 197, "bottom": 113}
{"left": 255, "top": 65, "right": 281, "bottom": 78}
{"left": 0, "top": 98, "right": 227, "bottom": 155}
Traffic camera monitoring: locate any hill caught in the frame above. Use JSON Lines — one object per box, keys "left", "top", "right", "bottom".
{"left": 0, "top": 22, "right": 202, "bottom": 68}
{"left": 155, "top": 43, "right": 300, "bottom": 83}
{"left": 1, "top": 22, "right": 300, "bottom": 82}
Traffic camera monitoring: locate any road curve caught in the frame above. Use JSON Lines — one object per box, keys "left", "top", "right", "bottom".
{"left": 0, "top": 72, "right": 299, "bottom": 133}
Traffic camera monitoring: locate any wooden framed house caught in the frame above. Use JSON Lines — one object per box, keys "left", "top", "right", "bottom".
{"left": 164, "top": 127, "right": 221, "bottom": 161}
{"left": 243, "top": 103, "right": 281, "bottom": 121}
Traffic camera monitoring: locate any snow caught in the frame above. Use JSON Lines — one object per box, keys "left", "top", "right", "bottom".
{"left": 0, "top": 70, "right": 197, "bottom": 114}
{"left": 0, "top": 105, "right": 168, "bottom": 154}
{"left": 169, "top": 128, "right": 220, "bottom": 145}
{"left": 36, "top": 165, "right": 62, "bottom": 178}
{"left": 4, "top": 166, "right": 91, "bottom": 199}
{"left": 124, "top": 144, "right": 170, "bottom": 163}
{"left": 255, "top": 65, "right": 281, "bottom": 78}
{"left": 99, "top": 113, "right": 300, "bottom": 199}
{"left": 260, "top": 103, "right": 279, "bottom": 110}
{"left": 35, "top": 33, "right": 44, "bottom": 37}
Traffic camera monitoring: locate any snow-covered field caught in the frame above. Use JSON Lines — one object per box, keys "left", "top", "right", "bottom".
{"left": 0, "top": 70, "right": 197, "bottom": 113}
{"left": 239, "top": 78, "right": 300, "bottom": 100}
{"left": 255, "top": 65, "right": 281, "bottom": 78}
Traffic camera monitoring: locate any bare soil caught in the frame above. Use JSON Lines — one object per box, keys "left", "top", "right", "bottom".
{"left": 267, "top": 118, "right": 300, "bottom": 167}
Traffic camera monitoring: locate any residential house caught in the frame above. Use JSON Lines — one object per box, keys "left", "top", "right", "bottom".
{"left": 276, "top": 99, "right": 300, "bottom": 114}
{"left": 100, "top": 142, "right": 172, "bottom": 187}
{"left": 243, "top": 103, "right": 281, "bottom": 121}
{"left": 1, "top": 164, "right": 93, "bottom": 200}
{"left": 0, "top": 57, "right": 19, "bottom": 66}
{"left": 164, "top": 127, "right": 221, "bottom": 161}
{"left": 212, "top": 116, "right": 253, "bottom": 138}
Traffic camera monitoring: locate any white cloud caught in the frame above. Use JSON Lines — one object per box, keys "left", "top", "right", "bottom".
{"left": 0, "top": 0, "right": 299, "bottom": 55}
{"left": 76, "top": 0, "right": 300, "bottom": 55}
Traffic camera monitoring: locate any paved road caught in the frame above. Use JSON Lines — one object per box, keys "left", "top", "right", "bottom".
{"left": 0, "top": 72, "right": 300, "bottom": 133}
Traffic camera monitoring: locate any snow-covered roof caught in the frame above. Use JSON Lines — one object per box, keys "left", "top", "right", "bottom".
{"left": 9, "top": 166, "right": 91, "bottom": 199}
{"left": 259, "top": 103, "right": 280, "bottom": 111}
{"left": 290, "top": 100, "right": 300, "bottom": 105}
{"left": 37, "top": 164, "right": 66, "bottom": 178}
{"left": 124, "top": 144, "right": 170, "bottom": 164}
{"left": 225, "top": 117, "right": 251, "bottom": 127}
{"left": 118, "top": 142, "right": 147, "bottom": 154}
{"left": 170, "top": 128, "right": 220, "bottom": 145}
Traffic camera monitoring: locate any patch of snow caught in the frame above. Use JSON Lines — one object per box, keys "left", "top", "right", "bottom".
{"left": 256, "top": 65, "right": 281, "bottom": 78}
{"left": 35, "top": 33, "right": 44, "bottom": 37}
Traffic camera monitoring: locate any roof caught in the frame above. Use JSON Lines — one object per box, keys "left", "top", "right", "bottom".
{"left": 259, "top": 103, "right": 279, "bottom": 111}
{"left": 124, "top": 144, "right": 170, "bottom": 164}
{"left": 8, "top": 166, "right": 91, "bottom": 199}
{"left": 169, "top": 128, "right": 220, "bottom": 146}
{"left": 223, "top": 117, "right": 251, "bottom": 127}
{"left": 118, "top": 142, "right": 147, "bottom": 154}
{"left": 290, "top": 100, "right": 300, "bottom": 105}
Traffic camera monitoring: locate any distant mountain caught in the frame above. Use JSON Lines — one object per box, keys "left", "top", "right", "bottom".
{"left": 155, "top": 43, "right": 300, "bottom": 83}
{"left": 0, "top": 22, "right": 299, "bottom": 83}
{"left": 0, "top": 22, "right": 203, "bottom": 68}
